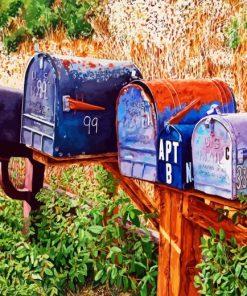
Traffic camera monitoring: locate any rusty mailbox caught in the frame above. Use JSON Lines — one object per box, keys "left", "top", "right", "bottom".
{"left": 117, "top": 79, "right": 236, "bottom": 182}
{"left": 0, "top": 86, "right": 22, "bottom": 144}
{"left": 21, "top": 52, "right": 142, "bottom": 157}
{"left": 192, "top": 113, "right": 247, "bottom": 199}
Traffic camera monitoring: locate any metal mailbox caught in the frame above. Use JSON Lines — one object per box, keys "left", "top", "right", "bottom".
{"left": 21, "top": 52, "right": 142, "bottom": 157}
{"left": 192, "top": 113, "right": 247, "bottom": 200}
{"left": 158, "top": 124, "right": 195, "bottom": 189}
{"left": 0, "top": 86, "right": 22, "bottom": 144}
{"left": 117, "top": 79, "right": 236, "bottom": 182}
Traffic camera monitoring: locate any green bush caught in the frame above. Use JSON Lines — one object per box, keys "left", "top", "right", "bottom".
{"left": 0, "top": 0, "right": 98, "bottom": 53}
{"left": 194, "top": 227, "right": 247, "bottom": 296}
{"left": 59, "top": 0, "right": 93, "bottom": 38}
{"left": 0, "top": 165, "right": 158, "bottom": 295}
{"left": 4, "top": 27, "right": 28, "bottom": 54}
{"left": 7, "top": 0, "right": 23, "bottom": 18}
{"left": 226, "top": 16, "right": 247, "bottom": 50}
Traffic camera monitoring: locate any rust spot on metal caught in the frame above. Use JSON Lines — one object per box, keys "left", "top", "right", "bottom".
{"left": 108, "top": 63, "right": 115, "bottom": 68}
{"left": 63, "top": 59, "right": 71, "bottom": 71}
{"left": 88, "top": 61, "right": 97, "bottom": 68}
{"left": 143, "top": 79, "right": 233, "bottom": 113}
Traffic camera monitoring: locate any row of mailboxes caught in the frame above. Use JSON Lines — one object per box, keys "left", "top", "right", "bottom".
{"left": 116, "top": 79, "right": 236, "bottom": 185}
{"left": 1, "top": 51, "right": 246, "bottom": 200}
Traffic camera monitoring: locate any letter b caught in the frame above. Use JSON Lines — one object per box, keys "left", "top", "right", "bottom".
{"left": 166, "top": 163, "right": 172, "bottom": 184}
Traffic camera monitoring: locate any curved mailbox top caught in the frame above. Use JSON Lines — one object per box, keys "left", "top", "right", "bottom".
{"left": 133, "top": 79, "right": 236, "bottom": 125}
{"left": 0, "top": 86, "right": 22, "bottom": 144}
{"left": 21, "top": 52, "right": 142, "bottom": 157}
{"left": 117, "top": 79, "right": 236, "bottom": 182}
{"left": 192, "top": 113, "right": 247, "bottom": 199}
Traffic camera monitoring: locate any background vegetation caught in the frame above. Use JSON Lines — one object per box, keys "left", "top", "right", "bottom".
{"left": 0, "top": 165, "right": 158, "bottom": 296}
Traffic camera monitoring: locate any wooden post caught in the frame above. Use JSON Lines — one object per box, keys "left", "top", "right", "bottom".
{"left": 158, "top": 187, "right": 171, "bottom": 296}
{"left": 157, "top": 186, "right": 184, "bottom": 296}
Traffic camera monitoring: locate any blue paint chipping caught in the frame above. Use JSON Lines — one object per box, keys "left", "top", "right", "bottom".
{"left": 21, "top": 53, "right": 142, "bottom": 157}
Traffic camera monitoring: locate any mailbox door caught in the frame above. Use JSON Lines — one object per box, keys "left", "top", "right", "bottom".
{"left": 55, "top": 65, "right": 137, "bottom": 156}
{"left": 157, "top": 126, "right": 183, "bottom": 187}
{"left": 22, "top": 54, "right": 57, "bottom": 155}
{"left": 117, "top": 85, "right": 157, "bottom": 182}
{"left": 192, "top": 118, "right": 234, "bottom": 199}
{"left": 158, "top": 124, "right": 194, "bottom": 189}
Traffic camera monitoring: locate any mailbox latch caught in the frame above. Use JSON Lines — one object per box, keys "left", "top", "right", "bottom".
{"left": 63, "top": 95, "right": 106, "bottom": 112}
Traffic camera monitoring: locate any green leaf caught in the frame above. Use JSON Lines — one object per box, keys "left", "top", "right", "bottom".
{"left": 209, "top": 227, "right": 217, "bottom": 238}
{"left": 95, "top": 269, "right": 104, "bottom": 281}
{"left": 68, "top": 280, "right": 75, "bottom": 292}
{"left": 88, "top": 225, "right": 103, "bottom": 234}
{"left": 140, "top": 282, "right": 148, "bottom": 296}
{"left": 110, "top": 246, "right": 121, "bottom": 253}
{"left": 31, "top": 273, "right": 42, "bottom": 280}
{"left": 213, "top": 272, "right": 221, "bottom": 284}
{"left": 235, "top": 263, "right": 242, "bottom": 277}
{"left": 79, "top": 229, "right": 85, "bottom": 242}
{"left": 116, "top": 275, "right": 122, "bottom": 289}
{"left": 231, "top": 237, "right": 237, "bottom": 248}
{"left": 232, "top": 212, "right": 238, "bottom": 224}
{"left": 44, "top": 268, "right": 53, "bottom": 276}
{"left": 111, "top": 265, "right": 118, "bottom": 280}
{"left": 123, "top": 276, "right": 129, "bottom": 291}
{"left": 219, "top": 229, "right": 225, "bottom": 241}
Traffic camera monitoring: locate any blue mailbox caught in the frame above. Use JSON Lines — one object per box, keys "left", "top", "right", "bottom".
{"left": 21, "top": 52, "right": 142, "bottom": 157}
{"left": 0, "top": 86, "right": 22, "bottom": 144}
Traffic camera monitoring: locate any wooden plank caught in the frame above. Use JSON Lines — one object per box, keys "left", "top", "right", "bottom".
{"left": 103, "top": 162, "right": 159, "bottom": 229}
{"left": 158, "top": 185, "right": 245, "bottom": 210}
{"left": 183, "top": 196, "right": 247, "bottom": 244}
{"left": 180, "top": 218, "right": 197, "bottom": 296}
{"left": 158, "top": 188, "right": 171, "bottom": 296}
{"left": 154, "top": 184, "right": 161, "bottom": 209}
{"left": 32, "top": 149, "right": 117, "bottom": 166}
{"left": 185, "top": 190, "right": 246, "bottom": 210}
{"left": 169, "top": 190, "right": 183, "bottom": 296}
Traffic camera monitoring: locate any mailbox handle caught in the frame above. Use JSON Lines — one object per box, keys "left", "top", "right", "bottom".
{"left": 168, "top": 98, "right": 200, "bottom": 125}
{"left": 63, "top": 95, "right": 105, "bottom": 112}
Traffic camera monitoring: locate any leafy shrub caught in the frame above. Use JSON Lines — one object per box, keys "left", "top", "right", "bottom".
{"left": 59, "top": 0, "right": 93, "bottom": 38}
{"left": 7, "top": 0, "right": 23, "bottom": 18}
{"left": 0, "top": 165, "right": 158, "bottom": 295}
{"left": 4, "top": 27, "right": 28, "bottom": 54}
{"left": 0, "top": 0, "right": 98, "bottom": 53}
{"left": 0, "top": 12, "right": 9, "bottom": 28}
{"left": 194, "top": 227, "right": 247, "bottom": 296}
{"left": 226, "top": 16, "right": 247, "bottom": 50}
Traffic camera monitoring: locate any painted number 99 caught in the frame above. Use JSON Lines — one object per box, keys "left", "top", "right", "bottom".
{"left": 83, "top": 116, "right": 98, "bottom": 135}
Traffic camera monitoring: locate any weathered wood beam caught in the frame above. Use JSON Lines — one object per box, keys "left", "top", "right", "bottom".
{"left": 183, "top": 195, "right": 247, "bottom": 245}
